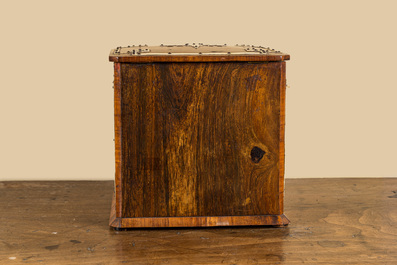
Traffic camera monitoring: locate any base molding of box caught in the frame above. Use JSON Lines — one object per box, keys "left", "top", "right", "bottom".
{"left": 109, "top": 195, "right": 289, "bottom": 228}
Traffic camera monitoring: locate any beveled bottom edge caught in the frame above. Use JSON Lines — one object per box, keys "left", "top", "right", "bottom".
{"left": 109, "top": 196, "right": 289, "bottom": 228}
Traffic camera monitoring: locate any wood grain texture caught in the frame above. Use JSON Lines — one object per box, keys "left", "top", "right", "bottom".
{"left": 113, "top": 63, "right": 122, "bottom": 218}
{"left": 279, "top": 61, "right": 286, "bottom": 214}
{"left": 119, "top": 62, "right": 283, "bottom": 219}
{"left": 1, "top": 179, "right": 396, "bottom": 264}
{"left": 116, "top": 214, "right": 289, "bottom": 228}
{"left": 109, "top": 195, "right": 289, "bottom": 228}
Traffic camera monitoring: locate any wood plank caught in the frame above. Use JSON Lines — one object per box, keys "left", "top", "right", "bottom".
{"left": 120, "top": 62, "right": 282, "bottom": 218}
{"left": 112, "top": 214, "right": 289, "bottom": 228}
{"left": 279, "top": 61, "right": 286, "bottom": 214}
{"left": 113, "top": 62, "right": 122, "bottom": 218}
{"left": 1, "top": 179, "right": 396, "bottom": 264}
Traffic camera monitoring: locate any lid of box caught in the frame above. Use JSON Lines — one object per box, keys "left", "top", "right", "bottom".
{"left": 109, "top": 43, "right": 290, "bottom": 63}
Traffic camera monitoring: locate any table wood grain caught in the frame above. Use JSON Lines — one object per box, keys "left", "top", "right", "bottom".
{"left": 0, "top": 178, "right": 396, "bottom": 264}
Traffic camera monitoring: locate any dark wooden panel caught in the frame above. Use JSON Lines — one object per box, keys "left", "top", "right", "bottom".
{"left": 120, "top": 62, "right": 282, "bottom": 218}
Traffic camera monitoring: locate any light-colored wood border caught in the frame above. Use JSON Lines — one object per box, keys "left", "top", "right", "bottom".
{"left": 113, "top": 63, "right": 122, "bottom": 218}
{"left": 279, "top": 61, "right": 287, "bottom": 215}
{"left": 109, "top": 53, "right": 290, "bottom": 63}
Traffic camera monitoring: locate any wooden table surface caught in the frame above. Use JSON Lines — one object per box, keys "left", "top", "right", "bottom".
{"left": 0, "top": 178, "right": 396, "bottom": 264}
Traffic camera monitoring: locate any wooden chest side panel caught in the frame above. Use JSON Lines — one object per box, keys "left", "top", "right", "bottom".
{"left": 120, "top": 62, "right": 282, "bottom": 218}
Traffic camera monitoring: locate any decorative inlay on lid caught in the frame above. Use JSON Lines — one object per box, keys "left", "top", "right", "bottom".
{"left": 109, "top": 43, "right": 289, "bottom": 63}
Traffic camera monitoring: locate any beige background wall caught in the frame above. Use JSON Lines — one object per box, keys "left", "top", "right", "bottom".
{"left": 0, "top": 0, "right": 396, "bottom": 180}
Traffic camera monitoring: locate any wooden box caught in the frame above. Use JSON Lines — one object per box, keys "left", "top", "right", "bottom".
{"left": 108, "top": 44, "right": 290, "bottom": 228}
